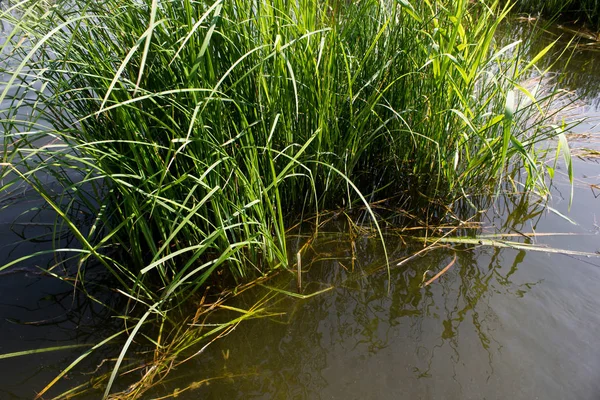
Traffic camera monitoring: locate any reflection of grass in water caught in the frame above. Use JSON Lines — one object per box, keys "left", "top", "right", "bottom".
{"left": 148, "top": 237, "right": 541, "bottom": 396}
{"left": 515, "top": 0, "right": 600, "bottom": 30}
{"left": 339, "top": 193, "right": 565, "bottom": 380}
{"left": 412, "top": 246, "right": 542, "bottom": 379}
{"left": 573, "top": 147, "right": 600, "bottom": 159}
{"left": 128, "top": 191, "right": 588, "bottom": 398}
{"left": 499, "top": 17, "right": 600, "bottom": 116}
{"left": 319, "top": 191, "right": 585, "bottom": 378}
{"left": 0, "top": 262, "right": 129, "bottom": 399}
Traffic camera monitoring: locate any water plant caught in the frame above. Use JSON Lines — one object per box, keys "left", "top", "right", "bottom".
{"left": 0, "top": 0, "right": 574, "bottom": 397}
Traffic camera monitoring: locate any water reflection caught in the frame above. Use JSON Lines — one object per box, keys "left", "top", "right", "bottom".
{"left": 146, "top": 235, "right": 540, "bottom": 398}
{"left": 0, "top": 189, "right": 124, "bottom": 399}
{"left": 142, "top": 175, "right": 600, "bottom": 400}
{"left": 501, "top": 21, "right": 600, "bottom": 110}
{"left": 0, "top": 266, "right": 124, "bottom": 399}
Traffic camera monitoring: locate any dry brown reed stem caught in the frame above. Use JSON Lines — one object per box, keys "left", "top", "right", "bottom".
{"left": 423, "top": 254, "right": 457, "bottom": 287}
{"left": 296, "top": 251, "right": 302, "bottom": 292}
{"left": 397, "top": 214, "right": 481, "bottom": 268}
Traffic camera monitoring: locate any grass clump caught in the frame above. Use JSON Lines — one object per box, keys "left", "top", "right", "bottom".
{"left": 0, "top": 0, "right": 573, "bottom": 397}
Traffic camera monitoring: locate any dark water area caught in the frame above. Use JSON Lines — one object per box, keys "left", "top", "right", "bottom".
{"left": 0, "top": 184, "right": 123, "bottom": 398}
{"left": 1, "top": 17, "right": 600, "bottom": 400}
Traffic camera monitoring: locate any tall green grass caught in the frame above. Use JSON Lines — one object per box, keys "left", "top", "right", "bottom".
{"left": 0, "top": 0, "right": 573, "bottom": 397}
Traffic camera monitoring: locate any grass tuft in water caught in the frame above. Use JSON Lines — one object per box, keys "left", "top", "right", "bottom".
{"left": 0, "top": 0, "right": 575, "bottom": 397}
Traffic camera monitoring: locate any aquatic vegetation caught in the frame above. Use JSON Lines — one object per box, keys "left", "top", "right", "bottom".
{"left": 0, "top": 0, "right": 574, "bottom": 397}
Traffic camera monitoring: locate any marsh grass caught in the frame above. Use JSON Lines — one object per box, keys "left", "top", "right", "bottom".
{"left": 0, "top": 0, "right": 576, "bottom": 397}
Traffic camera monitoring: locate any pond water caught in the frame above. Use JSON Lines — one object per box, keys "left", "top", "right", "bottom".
{"left": 1, "top": 19, "right": 600, "bottom": 400}
{"left": 146, "top": 186, "right": 600, "bottom": 399}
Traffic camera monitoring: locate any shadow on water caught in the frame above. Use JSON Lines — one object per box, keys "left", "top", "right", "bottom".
{"left": 0, "top": 186, "right": 126, "bottom": 399}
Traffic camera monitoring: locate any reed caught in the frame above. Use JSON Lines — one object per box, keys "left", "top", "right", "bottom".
{"left": 0, "top": 0, "right": 573, "bottom": 397}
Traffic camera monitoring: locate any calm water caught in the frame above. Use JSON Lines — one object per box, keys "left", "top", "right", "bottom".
{"left": 143, "top": 178, "right": 600, "bottom": 399}
{"left": 1, "top": 19, "right": 600, "bottom": 400}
